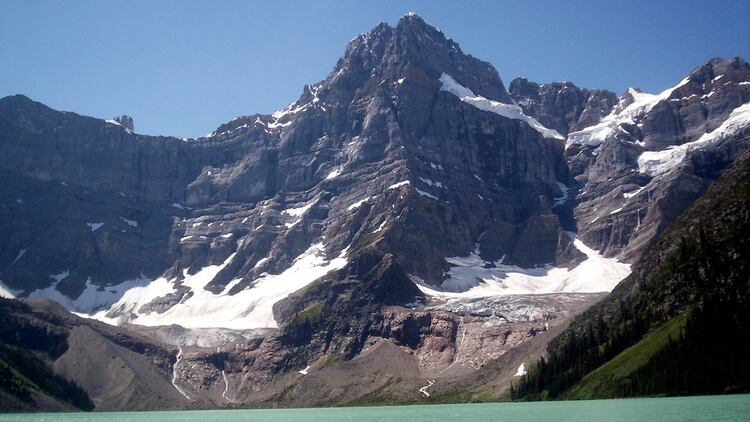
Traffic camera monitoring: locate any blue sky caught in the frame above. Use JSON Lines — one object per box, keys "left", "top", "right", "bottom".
{"left": 2, "top": 0, "right": 748, "bottom": 138}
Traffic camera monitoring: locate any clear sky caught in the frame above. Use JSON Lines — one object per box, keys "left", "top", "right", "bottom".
{"left": 2, "top": 0, "right": 749, "bottom": 138}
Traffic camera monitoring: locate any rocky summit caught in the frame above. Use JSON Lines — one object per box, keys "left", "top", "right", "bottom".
{"left": 1, "top": 14, "right": 749, "bottom": 411}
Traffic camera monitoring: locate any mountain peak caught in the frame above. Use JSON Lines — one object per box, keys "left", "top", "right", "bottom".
{"left": 687, "top": 56, "right": 750, "bottom": 83}
{"left": 328, "top": 15, "right": 513, "bottom": 104}
{"left": 397, "top": 11, "right": 429, "bottom": 27}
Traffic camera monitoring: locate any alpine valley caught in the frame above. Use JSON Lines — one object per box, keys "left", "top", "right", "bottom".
{"left": 1, "top": 14, "right": 749, "bottom": 411}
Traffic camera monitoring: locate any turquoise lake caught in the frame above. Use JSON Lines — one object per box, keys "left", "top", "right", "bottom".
{"left": 2, "top": 394, "right": 749, "bottom": 421}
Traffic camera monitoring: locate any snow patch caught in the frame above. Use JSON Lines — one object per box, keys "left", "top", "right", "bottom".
{"left": 253, "top": 257, "right": 269, "bottom": 269}
{"left": 282, "top": 201, "right": 315, "bottom": 228}
{"left": 419, "top": 232, "right": 630, "bottom": 296}
{"left": 31, "top": 274, "right": 154, "bottom": 315}
{"left": 325, "top": 168, "right": 342, "bottom": 180}
{"left": 515, "top": 362, "right": 527, "bottom": 377}
{"left": 120, "top": 217, "right": 138, "bottom": 227}
{"left": 568, "top": 77, "right": 690, "bottom": 147}
{"left": 440, "top": 73, "right": 564, "bottom": 140}
{"left": 347, "top": 196, "right": 371, "bottom": 211}
{"left": 86, "top": 222, "right": 104, "bottom": 232}
{"left": 105, "top": 119, "right": 132, "bottom": 134}
{"left": 387, "top": 180, "right": 410, "bottom": 190}
{"left": 372, "top": 219, "right": 388, "bottom": 234}
{"left": 623, "top": 187, "right": 645, "bottom": 199}
{"left": 220, "top": 278, "right": 243, "bottom": 295}
{"left": 637, "top": 102, "right": 750, "bottom": 177}
{"left": 87, "top": 243, "right": 348, "bottom": 329}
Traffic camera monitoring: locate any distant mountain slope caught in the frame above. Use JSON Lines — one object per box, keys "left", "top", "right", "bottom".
{"left": 0, "top": 298, "right": 190, "bottom": 411}
{"left": 512, "top": 149, "right": 750, "bottom": 400}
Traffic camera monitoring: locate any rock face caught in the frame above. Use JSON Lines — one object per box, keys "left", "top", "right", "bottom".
{"left": 509, "top": 78, "right": 617, "bottom": 136}
{"left": 562, "top": 57, "right": 750, "bottom": 261}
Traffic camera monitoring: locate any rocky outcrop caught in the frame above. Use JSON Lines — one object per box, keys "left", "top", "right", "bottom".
{"left": 114, "top": 115, "right": 134, "bottom": 131}
{"left": 509, "top": 78, "right": 617, "bottom": 136}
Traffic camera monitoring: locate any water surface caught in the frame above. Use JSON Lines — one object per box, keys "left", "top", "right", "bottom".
{"left": 2, "top": 394, "right": 749, "bottom": 421}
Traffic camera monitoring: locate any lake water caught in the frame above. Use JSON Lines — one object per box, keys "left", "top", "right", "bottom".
{"left": 2, "top": 394, "right": 749, "bottom": 421}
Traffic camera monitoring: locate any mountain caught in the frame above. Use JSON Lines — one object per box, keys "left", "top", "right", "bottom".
{"left": 512, "top": 148, "right": 750, "bottom": 400}
{"left": 0, "top": 13, "right": 603, "bottom": 329}
{"left": 1, "top": 13, "right": 749, "bottom": 410}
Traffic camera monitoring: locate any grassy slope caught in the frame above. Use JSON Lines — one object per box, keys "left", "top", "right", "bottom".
{"left": 563, "top": 312, "right": 687, "bottom": 400}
